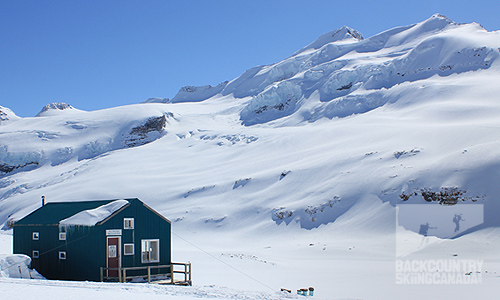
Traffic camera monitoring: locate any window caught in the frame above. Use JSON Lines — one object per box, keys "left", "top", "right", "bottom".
{"left": 123, "top": 218, "right": 134, "bottom": 229}
{"left": 124, "top": 243, "right": 135, "bottom": 255}
{"left": 32, "top": 232, "right": 39, "bottom": 240}
{"left": 59, "top": 232, "right": 67, "bottom": 241}
{"left": 32, "top": 250, "right": 39, "bottom": 258}
{"left": 141, "top": 239, "right": 159, "bottom": 263}
{"left": 59, "top": 251, "right": 66, "bottom": 260}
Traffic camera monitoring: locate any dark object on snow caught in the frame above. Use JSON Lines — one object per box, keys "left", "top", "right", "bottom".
{"left": 298, "top": 288, "right": 309, "bottom": 296}
{"left": 280, "top": 170, "right": 291, "bottom": 180}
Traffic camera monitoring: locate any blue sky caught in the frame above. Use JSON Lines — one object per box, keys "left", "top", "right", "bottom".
{"left": 1, "top": 0, "right": 499, "bottom": 117}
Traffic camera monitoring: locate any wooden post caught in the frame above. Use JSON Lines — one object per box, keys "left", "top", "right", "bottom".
{"left": 170, "top": 264, "right": 174, "bottom": 285}
{"left": 122, "top": 268, "right": 127, "bottom": 283}
{"left": 100, "top": 267, "right": 103, "bottom": 282}
{"left": 147, "top": 266, "right": 151, "bottom": 283}
{"left": 118, "top": 268, "right": 122, "bottom": 283}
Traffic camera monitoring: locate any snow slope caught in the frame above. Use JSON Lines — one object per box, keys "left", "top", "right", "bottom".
{"left": 0, "top": 14, "right": 500, "bottom": 299}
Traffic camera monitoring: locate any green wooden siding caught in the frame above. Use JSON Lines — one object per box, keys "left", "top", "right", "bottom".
{"left": 13, "top": 198, "right": 171, "bottom": 281}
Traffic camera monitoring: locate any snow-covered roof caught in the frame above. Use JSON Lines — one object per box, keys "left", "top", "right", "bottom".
{"left": 59, "top": 200, "right": 129, "bottom": 226}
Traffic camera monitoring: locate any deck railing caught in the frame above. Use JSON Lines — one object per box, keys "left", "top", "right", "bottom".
{"left": 100, "top": 262, "right": 192, "bottom": 285}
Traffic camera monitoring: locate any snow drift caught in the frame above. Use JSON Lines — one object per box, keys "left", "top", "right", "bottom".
{"left": 0, "top": 254, "right": 44, "bottom": 279}
{"left": 59, "top": 199, "right": 129, "bottom": 226}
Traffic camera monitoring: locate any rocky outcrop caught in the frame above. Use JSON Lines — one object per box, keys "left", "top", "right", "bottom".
{"left": 36, "top": 103, "right": 75, "bottom": 117}
{"left": 122, "top": 114, "right": 170, "bottom": 147}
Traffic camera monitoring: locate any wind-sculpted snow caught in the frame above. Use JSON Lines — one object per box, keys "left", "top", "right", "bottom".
{"left": 240, "top": 81, "right": 302, "bottom": 125}
{"left": 79, "top": 140, "right": 112, "bottom": 160}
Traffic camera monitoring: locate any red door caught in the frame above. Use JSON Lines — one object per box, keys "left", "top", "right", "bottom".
{"left": 107, "top": 237, "right": 121, "bottom": 278}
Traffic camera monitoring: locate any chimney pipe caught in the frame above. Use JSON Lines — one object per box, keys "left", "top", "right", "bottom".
{"left": 42, "top": 195, "right": 45, "bottom": 206}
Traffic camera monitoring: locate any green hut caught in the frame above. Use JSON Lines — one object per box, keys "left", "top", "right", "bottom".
{"left": 13, "top": 198, "right": 171, "bottom": 281}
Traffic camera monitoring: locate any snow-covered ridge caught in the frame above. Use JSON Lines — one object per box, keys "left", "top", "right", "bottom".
{"left": 235, "top": 14, "right": 499, "bottom": 125}
{"left": 170, "top": 82, "right": 229, "bottom": 103}
{"left": 143, "top": 82, "right": 229, "bottom": 104}
{"left": 143, "top": 14, "right": 499, "bottom": 126}
{"left": 143, "top": 97, "right": 170, "bottom": 104}
{"left": 0, "top": 107, "right": 174, "bottom": 177}
{"left": 292, "top": 25, "right": 364, "bottom": 56}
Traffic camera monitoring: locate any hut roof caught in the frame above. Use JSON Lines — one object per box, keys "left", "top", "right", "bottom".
{"left": 13, "top": 199, "right": 133, "bottom": 226}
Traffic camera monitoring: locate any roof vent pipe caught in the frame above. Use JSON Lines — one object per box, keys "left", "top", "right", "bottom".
{"left": 42, "top": 195, "right": 45, "bottom": 206}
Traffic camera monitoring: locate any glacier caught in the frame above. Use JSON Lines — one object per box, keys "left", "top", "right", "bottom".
{"left": 150, "top": 14, "right": 499, "bottom": 128}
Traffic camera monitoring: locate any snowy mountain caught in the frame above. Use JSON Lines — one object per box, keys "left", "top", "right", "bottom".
{"left": 1, "top": 14, "right": 500, "bottom": 299}
{"left": 35, "top": 102, "right": 79, "bottom": 117}
{"left": 0, "top": 106, "right": 20, "bottom": 125}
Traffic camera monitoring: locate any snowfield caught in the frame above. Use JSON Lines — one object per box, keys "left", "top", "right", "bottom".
{"left": 1, "top": 14, "right": 500, "bottom": 299}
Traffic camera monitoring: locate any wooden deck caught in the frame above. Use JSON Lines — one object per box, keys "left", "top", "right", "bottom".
{"left": 100, "top": 262, "right": 192, "bottom": 286}
{"left": 155, "top": 279, "right": 192, "bottom": 286}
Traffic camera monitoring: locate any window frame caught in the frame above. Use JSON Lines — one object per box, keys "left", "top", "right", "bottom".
{"left": 59, "top": 251, "right": 66, "bottom": 260}
{"left": 32, "top": 250, "right": 39, "bottom": 258}
{"left": 123, "top": 218, "right": 134, "bottom": 230}
{"left": 32, "top": 232, "right": 39, "bottom": 240}
{"left": 59, "top": 232, "right": 67, "bottom": 241}
{"left": 141, "top": 239, "right": 160, "bottom": 263}
{"left": 124, "top": 243, "right": 135, "bottom": 256}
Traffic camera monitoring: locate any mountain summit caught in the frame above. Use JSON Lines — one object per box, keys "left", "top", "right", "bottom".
{"left": 139, "top": 14, "right": 498, "bottom": 127}
{"left": 232, "top": 14, "right": 498, "bottom": 125}
{"left": 35, "top": 102, "right": 78, "bottom": 117}
{"left": 293, "top": 25, "right": 364, "bottom": 55}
